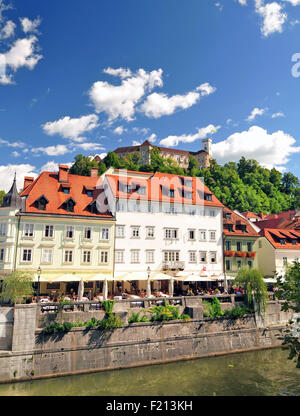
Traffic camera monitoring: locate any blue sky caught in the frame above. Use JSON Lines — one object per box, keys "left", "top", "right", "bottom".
{"left": 1, "top": 0, "right": 300, "bottom": 190}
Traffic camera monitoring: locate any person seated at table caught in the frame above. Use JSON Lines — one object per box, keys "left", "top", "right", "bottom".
{"left": 187, "top": 288, "right": 194, "bottom": 296}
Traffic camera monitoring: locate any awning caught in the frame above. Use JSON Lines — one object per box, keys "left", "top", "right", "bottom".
{"left": 176, "top": 276, "right": 218, "bottom": 282}
{"left": 113, "top": 271, "right": 173, "bottom": 281}
{"left": 33, "top": 273, "right": 113, "bottom": 282}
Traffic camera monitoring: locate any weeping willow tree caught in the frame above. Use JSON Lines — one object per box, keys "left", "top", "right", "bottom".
{"left": 235, "top": 268, "right": 268, "bottom": 314}
{"left": 0, "top": 271, "right": 34, "bottom": 305}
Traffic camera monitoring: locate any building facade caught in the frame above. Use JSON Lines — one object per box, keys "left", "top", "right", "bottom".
{"left": 102, "top": 168, "right": 224, "bottom": 291}
{"left": 223, "top": 208, "right": 261, "bottom": 278}
{"left": 0, "top": 166, "right": 115, "bottom": 296}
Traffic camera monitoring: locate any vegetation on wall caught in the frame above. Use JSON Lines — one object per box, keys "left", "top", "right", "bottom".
{"left": 275, "top": 261, "right": 300, "bottom": 368}
{"left": 69, "top": 151, "right": 299, "bottom": 214}
{"left": 0, "top": 271, "right": 33, "bottom": 305}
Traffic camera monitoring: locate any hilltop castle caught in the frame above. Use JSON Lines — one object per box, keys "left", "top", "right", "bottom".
{"left": 100, "top": 138, "right": 213, "bottom": 170}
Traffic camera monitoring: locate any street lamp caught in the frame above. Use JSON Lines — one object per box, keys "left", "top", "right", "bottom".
{"left": 37, "top": 266, "right": 42, "bottom": 303}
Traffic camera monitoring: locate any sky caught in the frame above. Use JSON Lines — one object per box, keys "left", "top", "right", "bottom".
{"left": 1, "top": 0, "right": 300, "bottom": 191}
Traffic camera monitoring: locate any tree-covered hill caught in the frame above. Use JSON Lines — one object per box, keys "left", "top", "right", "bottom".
{"left": 69, "top": 151, "right": 300, "bottom": 214}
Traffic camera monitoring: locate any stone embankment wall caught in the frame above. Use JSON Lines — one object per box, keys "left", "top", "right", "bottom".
{"left": 0, "top": 299, "right": 294, "bottom": 383}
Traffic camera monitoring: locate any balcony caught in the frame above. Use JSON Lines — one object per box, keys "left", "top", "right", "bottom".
{"left": 162, "top": 261, "right": 185, "bottom": 271}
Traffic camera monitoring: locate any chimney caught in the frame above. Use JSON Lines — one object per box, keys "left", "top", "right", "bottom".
{"left": 259, "top": 211, "right": 264, "bottom": 219}
{"left": 24, "top": 176, "right": 34, "bottom": 190}
{"left": 90, "top": 167, "right": 98, "bottom": 178}
{"left": 58, "top": 165, "right": 69, "bottom": 183}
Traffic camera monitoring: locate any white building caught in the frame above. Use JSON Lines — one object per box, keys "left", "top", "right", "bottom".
{"left": 101, "top": 169, "right": 224, "bottom": 291}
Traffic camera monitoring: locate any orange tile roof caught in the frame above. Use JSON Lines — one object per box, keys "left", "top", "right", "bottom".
{"left": 223, "top": 207, "right": 260, "bottom": 237}
{"left": 20, "top": 171, "right": 113, "bottom": 218}
{"left": 105, "top": 171, "right": 224, "bottom": 208}
{"left": 260, "top": 228, "right": 300, "bottom": 250}
{"left": 241, "top": 211, "right": 261, "bottom": 219}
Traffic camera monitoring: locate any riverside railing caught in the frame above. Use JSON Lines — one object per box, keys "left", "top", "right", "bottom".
{"left": 39, "top": 294, "right": 246, "bottom": 313}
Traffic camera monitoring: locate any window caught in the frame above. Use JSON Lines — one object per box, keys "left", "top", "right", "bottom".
{"left": 44, "top": 225, "right": 54, "bottom": 238}
{"left": 101, "top": 228, "right": 109, "bottom": 240}
{"left": 41, "top": 249, "right": 53, "bottom": 264}
{"left": 199, "top": 251, "right": 207, "bottom": 263}
{"left": 237, "top": 260, "right": 242, "bottom": 268}
{"left": 225, "top": 260, "right": 231, "bottom": 271}
{"left": 131, "top": 226, "right": 140, "bottom": 238}
{"left": 259, "top": 241, "right": 262, "bottom": 248}
{"left": 225, "top": 213, "right": 231, "bottom": 220}
{"left": 131, "top": 250, "right": 140, "bottom": 263}
{"left": 115, "top": 250, "right": 124, "bottom": 263}
{"left": 247, "top": 242, "right": 252, "bottom": 252}
{"left": 0, "top": 223, "right": 7, "bottom": 237}
{"left": 210, "top": 252, "right": 217, "bottom": 263}
{"left": 205, "top": 193, "right": 212, "bottom": 201}
{"left": 0, "top": 248, "right": 5, "bottom": 262}
{"left": 22, "top": 248, "right": 32, "bottom": 262}
{"left": 225, "top": 241, "right": 231, "bottom": 251}
{"left": 83, "top": 250, "right": 91, "bottom": 263}
{"left": 116, "top": 225, "right": 125, "bottom": 238}
{"left": 99, "top": 250, "right": 109, "bottom": 264}
{"left": 146, "top": 227, "right": 155, "bottom": 238}
{"left": 86, "top": 190, "right": 93, "bottom": 197}
{"left": 189, "top": 251, "right": 197, "bottom": 263}
{"left": 248, "top": 261, "right": 253, "bottom": 268}
{"left": 280, "top": 239, "right": 286, "bottom": 245}
{"left": 23, "top": 224, "right": 34, "bottom": 237}
{"left": 146, "top": 250, "right": 155, "bottom": 263}
{"left": 226, "top": 224, "right": 234, "bottom": 232}
{"left": 237, "top": 242, "right": 242, "bottom": 251}
{"left": 63, "top": 187, "right": 70, "bottom": 194}
{"left": 209, "top": 231, "right": 216, "bottom": 241}
{"left": 66, "top": 226, "right": 74, "bottom": 239}
{"left": 64, "top": 250, "right": 73, "bottom": 263}
{"left": 36, "top": 196, "right": 48, "bottom": 211}
{"left": 210, "top": 210, "right": 216, "bottom": 217}
{"left": 84, "top": 227, "right": 92, "bottom": 240}
{"left": 165, "top": 229, "right": 178, "bottom": 239}
{"left": 189, "top": 230, "right": 196, "bottom": 240}
{"left": 200, "top": 230, "right": 206, "bottom": 241}
{"left": 164, "top": 251, "right": 180, "bottom": 262}
{"left": 136, "top": 186, "right": 146, "bottom": 195}
{"left": 169, "top": 189, "right": 175, "bottom": 198}
{"left": 183, "top": 191, "right": 192, "bottom": 199}
{"left": 65, "top": 198, "right": 76, "bottom": 212}
{"left": 283, "top": 257, "right": 288, "bottom": 267}
{"left": 184, "top": 179, "right": 192, "bottom": 187}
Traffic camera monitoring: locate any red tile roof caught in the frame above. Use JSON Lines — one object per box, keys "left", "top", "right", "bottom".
{"left": 260, "top": 228, "right": 300, "bottom": 250}
{"left": 20, "top": 171, "right": 113, "bottom": 218}
{"left": 105, "top": 171, "right": 224, "bottom": 208}
{"left": 223, "top": 207, "right": 260, "bottom": 237}
{"left": 241, "top": 211, "right": 261, "bottom": 219}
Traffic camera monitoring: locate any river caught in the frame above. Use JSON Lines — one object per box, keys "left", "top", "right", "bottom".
{"left": 0, "top": 348, "right": 299, "bottom": 396}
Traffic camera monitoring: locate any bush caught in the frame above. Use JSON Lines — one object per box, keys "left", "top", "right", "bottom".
{"left": 0, "top": 271, "right": 34, "bottom": 304}
{"left": 98, "top": 313, "right": 123, "bottom": 331}
{"left": 223, "top": 305, "right": 253, "bottom": 318}
{"left": 150, "top": 304, "right": 181, "bottom": 322}
{"left": 42, "top": 321, "right": 73, "bottom": 334}
{"left": 128, "top": 312, "right": 149, "bottom": 323}
{"left": 202, "top": 297, "right": 224, "bottom": 318}
{"left": 101, "top": 300, "right": 115, "bottom": 314}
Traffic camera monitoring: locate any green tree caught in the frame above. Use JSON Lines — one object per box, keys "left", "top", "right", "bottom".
{"left": 69, "top": 154, "right": 98, "bottom": 176}
{"left": 275, "top": 261, "right": 300, "bottom": 368}
{"left": 235, "top": 268, "right": 268, "bottom": 314}
{"left": 281, "top": 172, "right": 299, "bottom": 195}
{"left": 0, "top": 190, "right": 5, "bottom": 206}
{"left": 102, "top": 151, "right": 123, "bottom": 169}
{"left": 0, "top": 271, "right": 34, "bottom": 304}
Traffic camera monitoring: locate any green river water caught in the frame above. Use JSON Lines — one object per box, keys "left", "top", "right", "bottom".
{"left": 0, "top": 348, "right": 299, "bottom": 396}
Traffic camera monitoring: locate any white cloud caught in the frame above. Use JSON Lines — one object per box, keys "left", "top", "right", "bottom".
{"left": 89, "top": 67, "right": 163, "bottom": 122}
{"left": 12, "top": 151, "right": 20, "bottom": 157}
{"left": 272, "top": 111, "right": 285, "bottom": 118}
{"left": 140, "top": 82, "right": 216, "bottom": 119}
{"left": 0, "top": 20, "right": 15, "bottom": 39}
{"left": 0, "top": 35, "right": 42, "bottom": 84}
{"left": 0, "top": 163, "right": 37, "bottom": 192}
{"left": 132, "top": 140, "right": 141, "bottom": 146}
{"left": 195, "top": 83, "right": 216, "bottom": 96}
{"left": 159, "top": 124, "right": 221, "bottom": 147}
{"left": 0, "top": 138, "right": 25, "bottom": 148}
{"left": 237, "top": 0, "right": 247, "bottom": 5}
{"left": 255, "top": 0, "right": 287, "bottom": 37}
{"left": 132, "top": 127, "right": 150, "bottom": 135}
{"left": 75, "top": 142, "right": 105, "bottom": 151}
{"left": 103, "top": 67, "right": 132, "bottom": 79}
{"left": 32, "top": 144, "right": 69, "bottom": 156}
{"left": 212, "top": 125, "right": 300, "bottom": 169}
{"left": 215, "top": 2, "right": 224, "bottom": 12}
{"left": 20, "top": 17, "right": 41, "bottom": 34}
{"left": 40, "top": 161, "right": 59, "bottom": 172}
{"left": 42, "top": 114, "right": 99, "bottom": 141}
{"left": 147, "top": 133, "right": 157, "bottom": 143}
{"left": 247, "top": 107, "right": 266, "bottom": 121}
{"left": 113, "top": 126, "right": 125, "bottom": 135}
{"left": 282, "top": 0, "right": 300, "bottom": 5}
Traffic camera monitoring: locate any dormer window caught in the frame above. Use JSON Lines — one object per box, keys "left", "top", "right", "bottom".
{"left": 225, "top": 213, "right": 231, "bottom": 220}
{"left": 89, "top": 200, "right": 99, "bottom": 214}
{"left": 61, "top": 184, "right": 71, "bottom": 194}
{"left": 35, "top": 195, "right": 49, "bottom": 211}
{"left": 64, "top": 198, "right": 76, "bottom": 213}
{"left": 86, "top": 190, "right": 93, "bottom": 197}
{"left": 280, "top": 239, "right": 286, "bottom": 245}
{"left": 205, "top": 193, "right": 212, "bottom": 201}
{"left": 291, "top": 239, "right": 297, "bottom": 245}
{"left": 226, "top": 224, "right": 234, "bottom": 232}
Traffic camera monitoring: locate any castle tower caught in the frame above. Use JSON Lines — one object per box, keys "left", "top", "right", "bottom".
{"left": 202, "top": 138, "right": 212, "bottom": 156}
{"left": 1, "top": 173, "right": 22, "bottom": 209}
